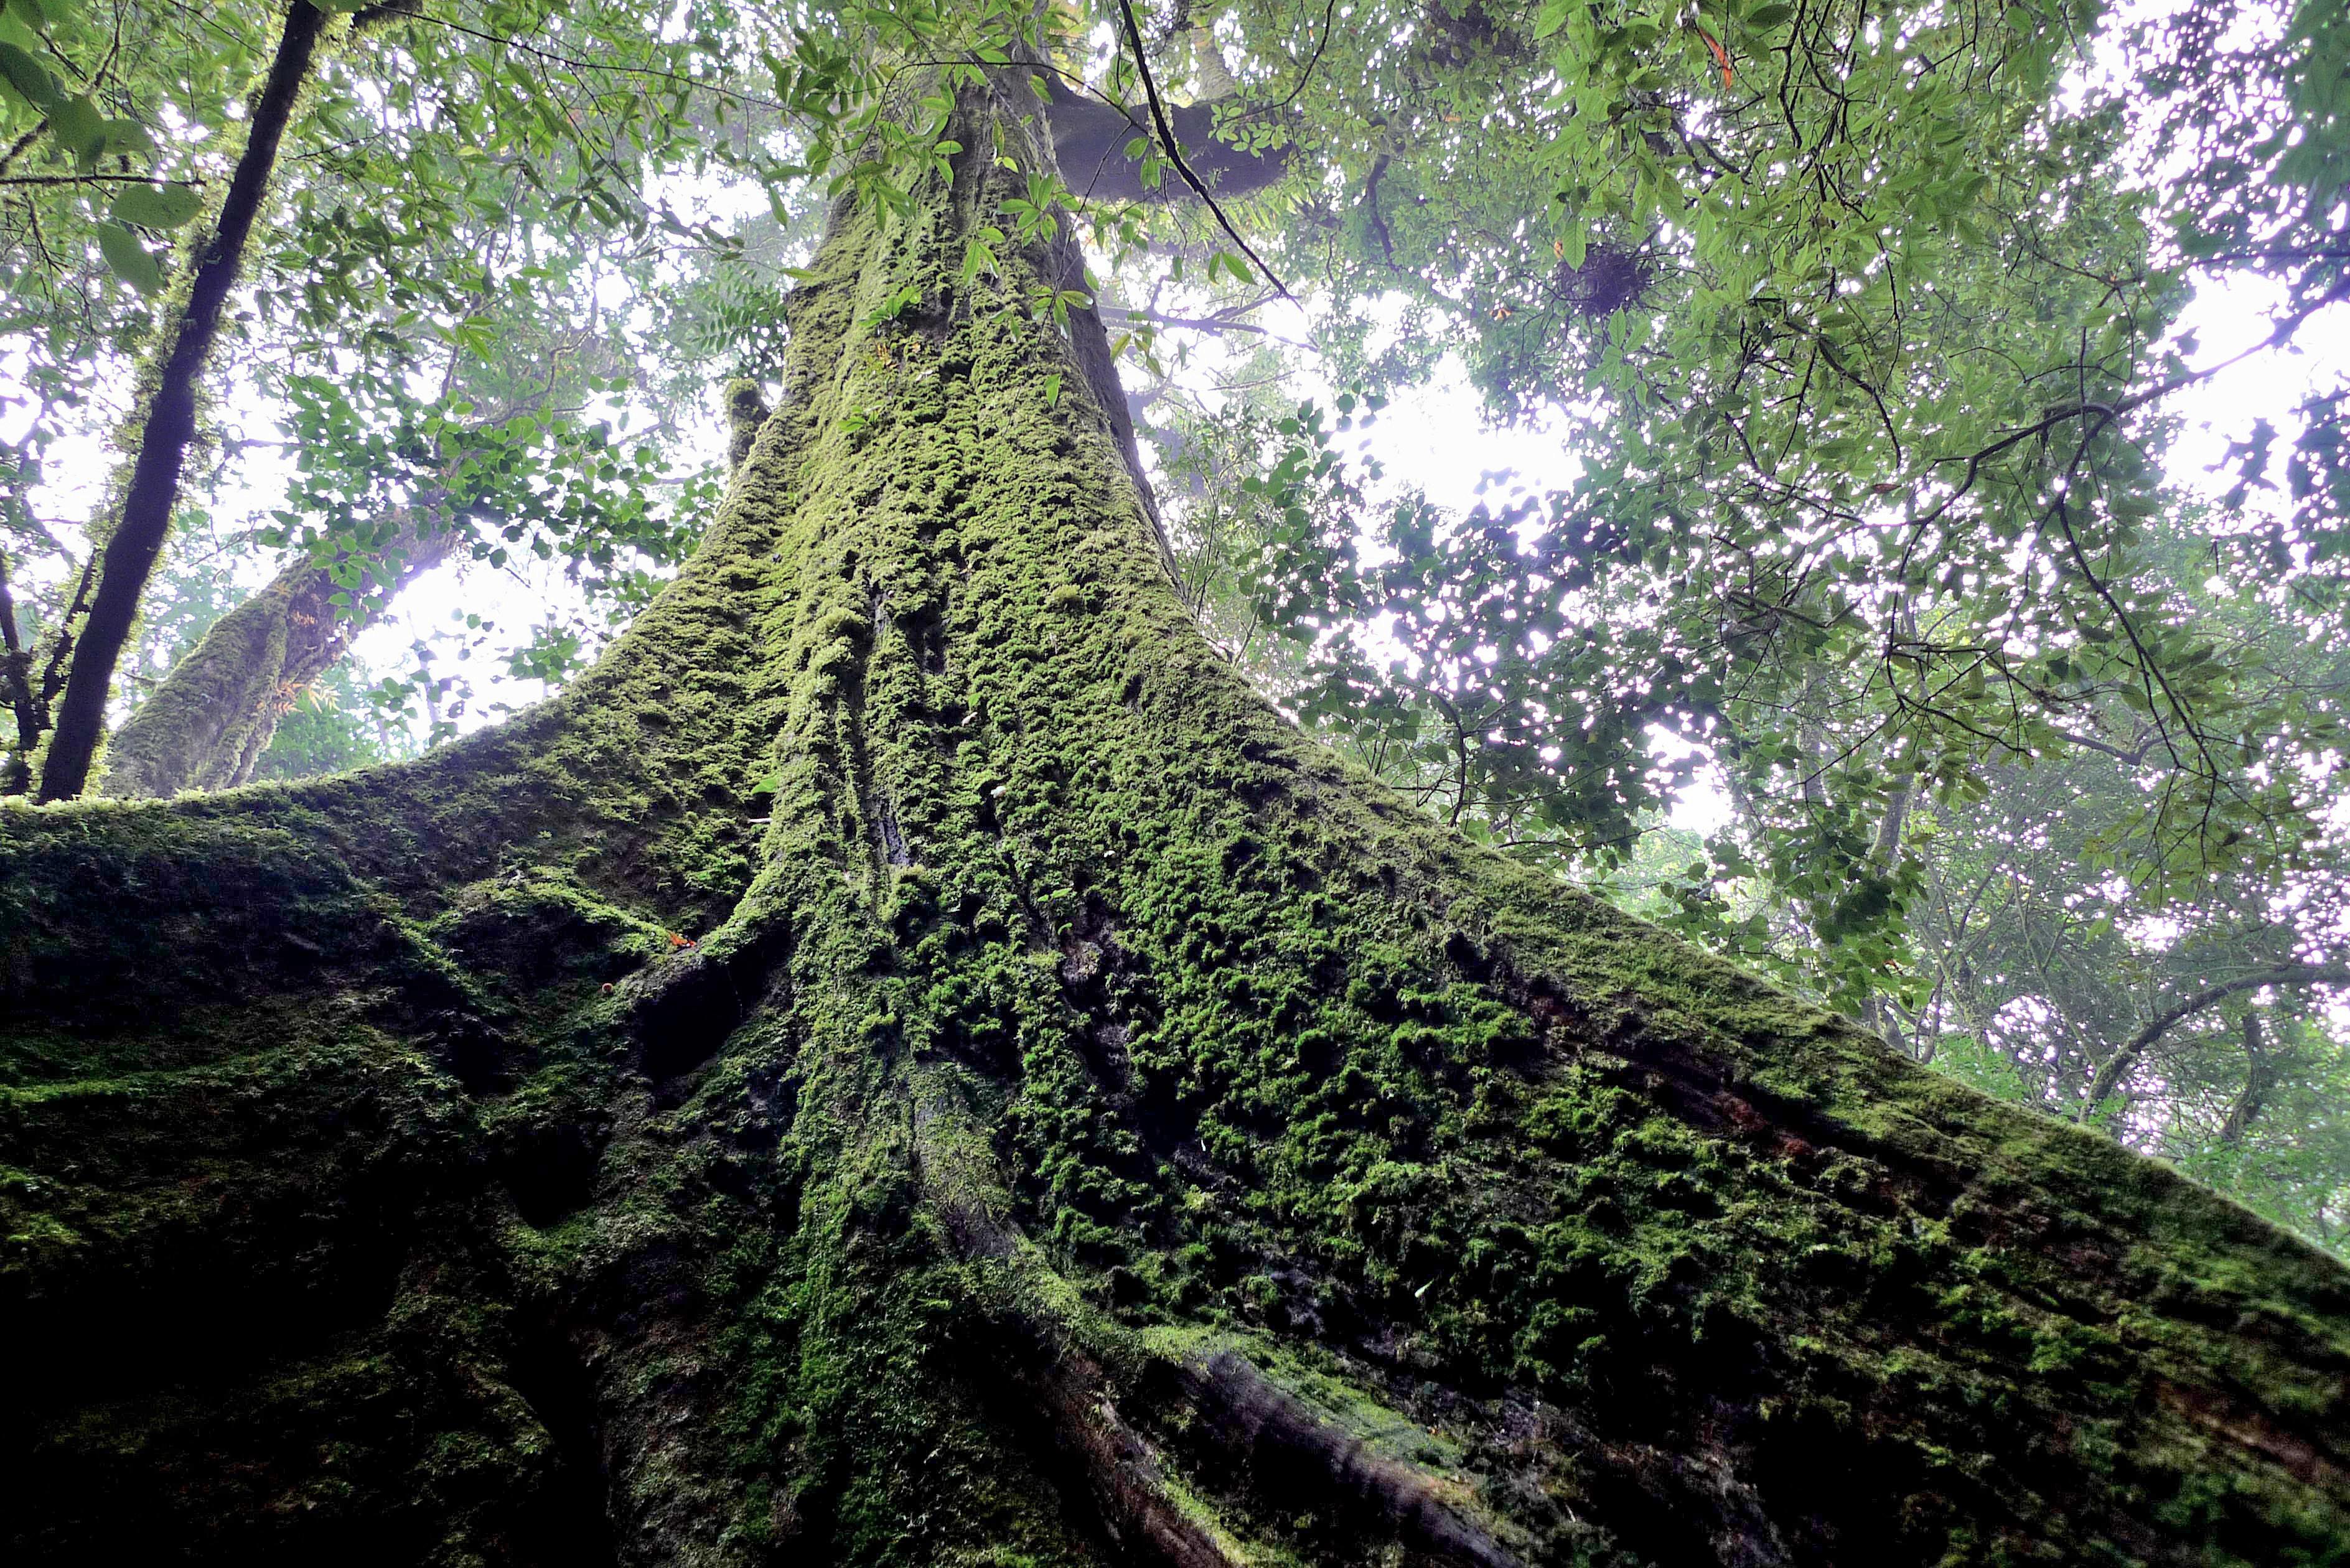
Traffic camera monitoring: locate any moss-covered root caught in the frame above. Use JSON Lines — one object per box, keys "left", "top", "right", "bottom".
{"left": 3, "top": 73, "right": 2348, "bottom": 1568}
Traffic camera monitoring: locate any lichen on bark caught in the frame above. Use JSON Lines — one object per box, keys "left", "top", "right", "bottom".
{"left": 3, "top": 75, "right": 2348, "bottom": 1568}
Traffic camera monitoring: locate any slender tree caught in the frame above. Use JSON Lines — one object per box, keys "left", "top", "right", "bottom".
{"left": 33, "top": 0, "right": 333, "bottom": 802}
{"left": 3, "top": 78, "right": 2345, "bottom": 1564}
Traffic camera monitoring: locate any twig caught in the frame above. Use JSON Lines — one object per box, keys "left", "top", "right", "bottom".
{"left": 1112, "top": 0, "right": 1294, "bottom": 303}
{"left": 1250, "top": 0, "right": 1338, "bottom": 115}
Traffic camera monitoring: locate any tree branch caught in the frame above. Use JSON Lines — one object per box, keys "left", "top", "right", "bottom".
{"left": 2077, "top": 964, "right": 2350, "bottom": 1123}
{"left": 1111, "top": 0, "right": 1294, "bottom": 302}
{"left": 2217, "top": 1012, "right": 2268, "bottom": 1148}
{"left": 0, "top": 173, "right": 208, "bottom": 189}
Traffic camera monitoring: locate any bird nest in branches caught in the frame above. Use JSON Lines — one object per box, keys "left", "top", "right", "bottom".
{"left": 1417, "top": 0, "right": 1535, "bottom": 68}
{"left": 1552, "top": 241, "right": 1653, "bottom": 319}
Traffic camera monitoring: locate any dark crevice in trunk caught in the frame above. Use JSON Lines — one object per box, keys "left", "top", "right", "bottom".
{"left": 503, "top": 1324, "right": 623, "bottom": 1568}
{"left": 624, "top": 918, "right": 796, "bottom": 1086}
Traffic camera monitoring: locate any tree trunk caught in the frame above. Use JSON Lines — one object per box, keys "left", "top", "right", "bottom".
{"left": 33, "top": 0, "right": 332, "bottom": 803}
{"left": 2, "top": 80, "right": 2346, "bottom": 1567}
{"left": 100, "top": 519, "right": 459, "bottom": 797}
{"left": 0, "top": 544, "right": 40, "bottom": 793}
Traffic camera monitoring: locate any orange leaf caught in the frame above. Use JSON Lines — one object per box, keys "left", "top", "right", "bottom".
{"left": 1695, "top": 24, "right": 1734, "bottom": 88}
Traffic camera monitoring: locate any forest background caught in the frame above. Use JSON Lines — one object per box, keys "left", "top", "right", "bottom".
{"left": 2, "top": 0, "right": 2348, "bottom": 1251}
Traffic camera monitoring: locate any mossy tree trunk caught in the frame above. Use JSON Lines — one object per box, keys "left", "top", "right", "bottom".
{"left": 2, "top": 78, "right": 2346, "bottom": 1567}
{"left": 101, "top": 520, "right": 459, "bottom": 798}
{"left": 33, "top": 0, "right": 335, "bottom": 804}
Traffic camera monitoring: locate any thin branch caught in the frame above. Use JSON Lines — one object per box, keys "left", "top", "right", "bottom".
{"left": 1918, "top": 270, "right": 2350, "bottom": 525}
{"left": 0, "top": 174, "right": 208, "bottom": 189}
{"left": 1112, "top": 0, "right": 1294, "bottom": 303}
{"left": 37, "top": 549, "right": 93, "bottom": 703}
{"left": 396, "top": 7, "right": 784, "bottom": 111}
{"left": 1248, "top": 0, "right": 1338, "bottom": 115}
{"left": 2078, "top": 964, "right": 2350, "bottom": 1123}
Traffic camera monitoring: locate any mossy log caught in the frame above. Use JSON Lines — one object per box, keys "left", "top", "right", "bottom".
{"left": 2, "top": 78, "right": 2346, "bottom": 1567}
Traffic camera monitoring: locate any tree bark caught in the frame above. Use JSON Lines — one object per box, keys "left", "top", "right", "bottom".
{"left": 2, "top": 79, "right": 2348, "bottom": 1567}
{"left": 34, "top": 0, "right": 331, "bottom": 803}
{"left": 0, "top": 546, "right": 39, "bottom": 793}
{"left": 2220, "top": 1012, "right": 2271, "bottom": 1147}
{"left": 100, "top": 518, "right": 457, "bottom": 797}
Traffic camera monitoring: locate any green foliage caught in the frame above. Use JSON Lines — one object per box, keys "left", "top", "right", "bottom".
{"left": 253, "top": 371, "right": 710, "bottom": 622}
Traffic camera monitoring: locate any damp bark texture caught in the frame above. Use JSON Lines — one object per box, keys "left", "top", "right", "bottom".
{"left": 2, "top": 80, "right": 2347, "bottom": 1568}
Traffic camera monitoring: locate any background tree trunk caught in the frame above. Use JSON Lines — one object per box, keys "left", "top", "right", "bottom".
{"left": 100, "top": 520, "right": 457, "bottom": 797}
{"left": 34, "top": 0, "right": 332, "bottom": 803}
{"left": 2, "top": 78, "right": 2346, "bottom": 1567}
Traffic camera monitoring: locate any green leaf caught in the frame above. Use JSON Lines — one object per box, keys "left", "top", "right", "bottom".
{"left": 109, "top": 182, "right": 203, "bottom": 229}
{"left": 103, "top": 116, "right": 156, "bottom": 159}
{"left": 0, "top": 40, "right": 55, "bottom": 111}
{"left": 95, "top": 222, "right": 162, "bottom": 294}
{"left": 47, "top": 93, "right": 103, "bottom": 169}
